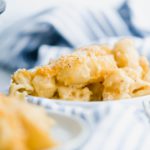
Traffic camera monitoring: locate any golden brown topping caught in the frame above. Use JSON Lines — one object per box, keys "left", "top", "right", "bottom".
{"left": 35, "top": 65, "right": 57, "bottom": 77}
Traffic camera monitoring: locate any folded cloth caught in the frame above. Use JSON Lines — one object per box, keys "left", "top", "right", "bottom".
{"left": 27, "top": 96, "right": 150, "bottom": 150}
{"left": 0, "top": 0, "right": 5, "bottom": 14}
{"left": 1, "top": 1, "right": 150, "bottom": 71}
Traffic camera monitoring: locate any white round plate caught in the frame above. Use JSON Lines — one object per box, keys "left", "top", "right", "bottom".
{"left": 27, "top": 95, "right": 150, "bottom": 109}
{"left": 47, "top": 111, "right": 90, "bottom": 150}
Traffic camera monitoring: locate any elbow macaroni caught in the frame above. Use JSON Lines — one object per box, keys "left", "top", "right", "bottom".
{"left": 9, "top": 38, "right": 150, "bottom": 101}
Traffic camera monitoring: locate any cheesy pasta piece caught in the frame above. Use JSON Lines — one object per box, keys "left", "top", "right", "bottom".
{"left": 130, "top": 79, "right": 150, "bottom": 97}
{"left": 32, "top": 67, "right": 56, "bottom": 98}
{"left": 9, "top": 69, "right": 34, "bottom": 98}
{"left": 32, "top": 75, "right": 56, "bottom": 98}
{"left": 139, "top": 56, "right": 150, "bottom": 79}
{"left": 143, "top": 69, "right": 150, "bottom": 82}
{"left": 10, "top": 66, "right": 57, "bottom": 99}
{"left": 122, "top": 67, "right": 142, "bottom": 79}
{"left": 57, "top": 86, "right": 91, "bottom": 101}
{"left": 103, "top": 69, "right": 134, "bottom": 100}
{"left": 113, "top": 39, "right": 139, "bottom": 68}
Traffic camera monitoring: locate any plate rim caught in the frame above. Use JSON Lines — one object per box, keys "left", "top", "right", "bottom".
{"left": 27, "top": 95, "right": 150, "bottom": 108}
{"left": 46, "top": 110, "right": 91, "bottom": 150}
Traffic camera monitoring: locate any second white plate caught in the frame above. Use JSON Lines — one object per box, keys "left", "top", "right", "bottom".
{"left": 47, "top": 111, "right": 91, "bottom": 150}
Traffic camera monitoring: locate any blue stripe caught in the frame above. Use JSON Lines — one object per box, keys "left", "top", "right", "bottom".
{"left": 102, "top": 12, "right": 118, "bottom": 36}
{"left": 97, "top": 107, "right": 127, "bottom": 149}
{"left": 88, "top": 11, "right": 109, "bottom": 37}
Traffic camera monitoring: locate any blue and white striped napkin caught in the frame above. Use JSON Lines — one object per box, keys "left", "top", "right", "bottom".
{"left": 82, "top": 103, "right": 150, "bottom": 150}
{"left": 27, "top": 96, "right": 150, "bottom": 150}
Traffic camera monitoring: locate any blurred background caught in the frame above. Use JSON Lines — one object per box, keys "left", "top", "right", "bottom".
{"left": 0, "top": 0, "right": 150, "bottom": 91}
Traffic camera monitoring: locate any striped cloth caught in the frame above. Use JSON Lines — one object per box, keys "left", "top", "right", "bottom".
{"left": 27, "top": 96, "right": 150, "bottom": 150}
{"left": 1, "top": 1, "right": 150, "bottom": 71}
{"left": 83, "top": 103, "right": 150, "bottom": 150}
